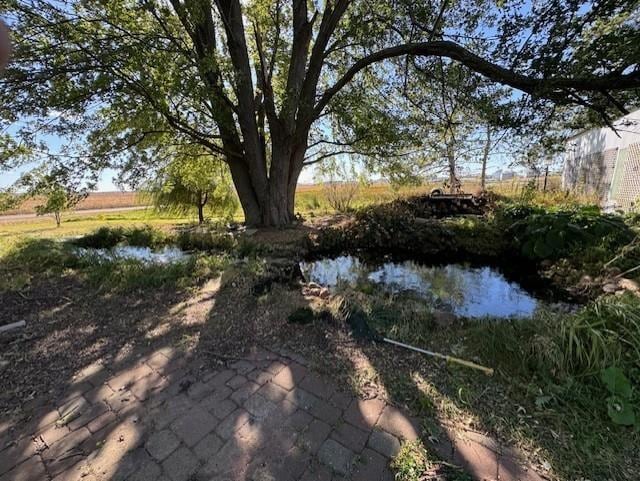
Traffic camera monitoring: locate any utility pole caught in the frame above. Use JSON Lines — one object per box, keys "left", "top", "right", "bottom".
{"left": 543, "top": 165, "right": 549, "bottom": 192}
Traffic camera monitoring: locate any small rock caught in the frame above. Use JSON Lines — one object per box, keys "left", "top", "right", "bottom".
{"left": 602, "top": 283, "right": 618, "bottom": 293}
{"left": 618, "top": 278, "right": 639, "bottom": 292}
{"left": 319, "top": 287, "right": 330, "bottom": 299}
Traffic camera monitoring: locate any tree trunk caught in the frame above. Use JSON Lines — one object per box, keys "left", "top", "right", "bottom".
{"left": 480, "top": 126, "right": 491, "bottom": 190}
{"left": 197, "top": 204, "right": 204, "bottom": 224}
{"left": 229, "top": 157, "right": 299, "bottom": 227}
{"left": 262, "top": 191, "right": 295, "bottom": 226}
{"left": 447, "top": 143, "right": 457, "bottom": 194}
{"left": 228, "top": 159, "right": 263, "bottom": 226}
{"left": 227, "top": 136, "right": 306, "bottom": 227}
{"left": 197, "top": 192, "right": 208, "bottom": 225}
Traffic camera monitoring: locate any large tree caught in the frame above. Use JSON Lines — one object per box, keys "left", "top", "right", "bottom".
{"left": 1, "top": 0, "right": 639, "bottom": 225}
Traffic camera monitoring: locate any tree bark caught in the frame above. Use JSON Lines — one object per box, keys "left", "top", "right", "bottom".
{"left": 228, "top": 153, "right": 299, "bottom": 227}
{"left": 447, "top": 143, "right": 457, "bottom": 194}
{"left": 197, "top": 204, "right": 204, "bottom": 224}
{"left": 480, "top": 126, "right": 491, "bottom": 190}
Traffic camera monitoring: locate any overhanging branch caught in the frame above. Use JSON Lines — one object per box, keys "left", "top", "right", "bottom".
{"left": 315, "top": 40, "right": 640, "bottom": 116}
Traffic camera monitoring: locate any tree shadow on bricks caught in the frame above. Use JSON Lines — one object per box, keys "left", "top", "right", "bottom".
{"left": 0, "top": 265, "right": 223, "bottom": 481}
{"left": 189, "top": 262, "right": 549, "bottom": 481}
{"left": 1, "top": 257, "right": 543, "bottom": 481}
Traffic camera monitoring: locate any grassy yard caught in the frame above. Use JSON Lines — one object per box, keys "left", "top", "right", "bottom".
{"left": 1, "top": 182, "right": 637, "bottom": 481}
{"left": 0, "top": 209, "right": 192, "bottom": 244}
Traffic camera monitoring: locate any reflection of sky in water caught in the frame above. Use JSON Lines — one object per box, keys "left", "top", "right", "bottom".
{"left": 300, "top": 256, "right": 538, "bottom": 319}
{"left": 76, "top": 246, "right": 188, "bottom": 264}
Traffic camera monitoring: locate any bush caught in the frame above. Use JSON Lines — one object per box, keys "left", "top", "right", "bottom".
{"left": 508, "top": 206, "right": 634, "bottom": 261}
{"left": 313, "top": 199, "right": 503, "bottom": 261}
{"left": 175, "top": 229, "right": 236, "bottom": 252}
{"left": 0, "top": 238, "right": 80, "bottom": 290}
{"left": 85, "top": 252, "right": 229, "bottom": 291}
{"left": 74, "top": 226, "right": 169, "bottom": 249}
{"left": 469, "top": 295, "right": 640, "bottom": 380}
{"left": 74, "top": 226, "right": 126, "bottom": 248}
{"left": 125, "top": 226, "right": 169, "bottom": 248}
{"left": 561, "top": 294, "right": 640, "bottom": 375}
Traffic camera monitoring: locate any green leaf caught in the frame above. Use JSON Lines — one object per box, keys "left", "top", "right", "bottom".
{"left": 545, "top": 229, "right": 564, "bottom": 249}
{"left": 535, "top": 395, "right": 552, "bottom": 409}
{"left": 533, "top": 238, "right": 553, "bottom": 258}
{"left": 521, "top": 239, "right": 537, "bottom": 258}
{"left": 606, "top": 395, "right": 636, "bottom": 426}
{"left": 601, "top": 367, "right": 632, "bottom": 397}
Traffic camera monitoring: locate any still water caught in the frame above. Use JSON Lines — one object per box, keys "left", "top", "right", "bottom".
{"left": 300, "top": 256, "right": 540, "bottom": 318}
{"left": 75, "top": 246, "right": 189, "bottom": 264}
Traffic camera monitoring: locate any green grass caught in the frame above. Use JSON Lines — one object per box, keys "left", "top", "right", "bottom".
{"left": 84, "top": 252, "right": 229, "bottom": 291}
{"left": 391, "top": 441, "right": 472, "bottom": 481}
{"left": 0, "top": 208, "right": 194, "bottom": 242}
{"left": 0, "top": 235, "right": 230, "bottom": 292}
{"left": 349, "top": 288, "right": 640, "bottom": 480}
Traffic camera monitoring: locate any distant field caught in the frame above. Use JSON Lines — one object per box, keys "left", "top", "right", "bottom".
{"left": 0, "top": 176, "right": 574, "bottom": 243}
{"left": 2, "top": 176, "right": 564, "bottom": 216}
{"left": 0, "top": 209, "right": 193, "bottom": 244}
{"left": 295, "top": 176, "right": 565, "bottom": 213}
{"left": 3, "top": 191, "right": 144, "bottom": 215}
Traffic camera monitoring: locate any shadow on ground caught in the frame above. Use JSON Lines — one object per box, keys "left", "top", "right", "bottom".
{"left": 0, "top": 258, "right": 549, "bottom": 481}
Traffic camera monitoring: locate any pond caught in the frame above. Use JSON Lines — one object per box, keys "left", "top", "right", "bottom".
{"left": 300, "top": 256, "right": 541, "bottom": 319}
{"left": 74, "top": 245, "right": 189, "bottom": 264}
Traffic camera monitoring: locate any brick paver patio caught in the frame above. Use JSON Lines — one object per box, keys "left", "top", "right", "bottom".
{"left": 0, "top": 346, "right": 544, "bottom": 481}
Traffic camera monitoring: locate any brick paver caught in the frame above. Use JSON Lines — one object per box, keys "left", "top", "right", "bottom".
{"left": 2, "top": 346, "right": 544, "bottom": 481}
{"left": 145, "top": 429, "right": 180, "bottom": 462}
{"left": 317, "top": 438, "right": 355, "bottom": 475}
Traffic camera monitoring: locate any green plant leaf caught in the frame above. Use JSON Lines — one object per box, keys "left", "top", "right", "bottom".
{"left": 545, "top": 229, "right": 564, "bottom": 251}
{"left": 601, "top": 367, "right": 632, "bottom": 397}
{"left": 606, "top": 395, "right": 636, "bottom": 426}
{"left": 535, "top": 395, "right": 552, "bottom": 409}
{"left": 533, "top": 238, "right": 553, "bottom": 258}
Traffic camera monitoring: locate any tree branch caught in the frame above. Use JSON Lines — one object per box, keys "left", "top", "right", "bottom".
{"left": 315, "top": 40, "right": 640, "bottom": 116}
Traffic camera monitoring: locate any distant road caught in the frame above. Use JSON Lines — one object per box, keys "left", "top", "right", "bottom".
{"left": 0, "top": 205, "right": 149, "bottom": 223}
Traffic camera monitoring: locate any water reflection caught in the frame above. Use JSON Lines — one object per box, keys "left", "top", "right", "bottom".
{"left": 75, "top": 246, "right": 188, "bottom": 264}
{"left": 300, "top": 256, "right": 539, "bottom": 318}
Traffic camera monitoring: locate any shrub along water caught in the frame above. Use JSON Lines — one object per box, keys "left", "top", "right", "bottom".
{"left": 84, "top": 253, "right": 229, "bottom": 291}
{"left": 313, "top": 201, "right": 506, "bottom": 261}
{"left": 74, "top": 224, "right": 246, "bottom": 255}
{"left": 0, "top": 238, "right": 81, "bottom": 290}
{"left": 73, "top": 225, "right": 170, "bottom": 249}
{"left": 313, "top": 197, "right": 639, "bottom": 293}
{"left": 1, "top": 231, "right": 230, "bottom": 292}
{"left": 501, "top": 204, "right": 634, "bottom": 261}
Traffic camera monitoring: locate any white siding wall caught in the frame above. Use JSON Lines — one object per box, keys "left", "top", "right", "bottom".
{"left": 563, "top": 109, "right": 640, "bottom": 209}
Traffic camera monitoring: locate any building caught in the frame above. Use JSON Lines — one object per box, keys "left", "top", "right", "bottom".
{"left": 490, "top": 169, "right": 516, "bottom": 181}
{"left": 563, "top": 108, "right": 640, "bottom": 210}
